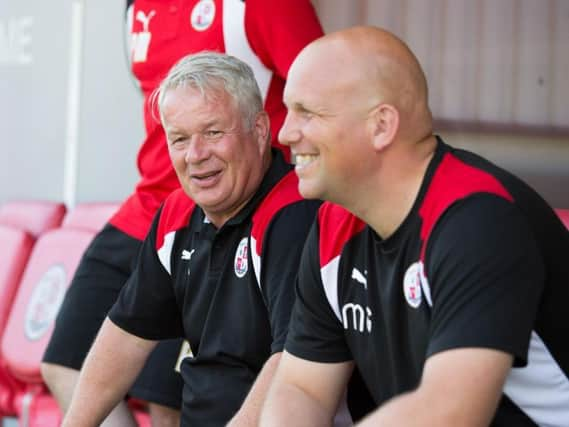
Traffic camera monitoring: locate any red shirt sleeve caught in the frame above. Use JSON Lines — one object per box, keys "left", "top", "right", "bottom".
{"left": 244, "top": 0, "right": 324, "bottom": 78}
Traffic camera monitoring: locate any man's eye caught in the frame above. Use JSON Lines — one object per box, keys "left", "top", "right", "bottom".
{"left": 297, "top": 109, "right": 314, "bottom": 120}
{"left": 203, "top": 130, "right": 223, "bottom": 139}
{"left": 170, "top": 138, "right": 187, "bottom": 148}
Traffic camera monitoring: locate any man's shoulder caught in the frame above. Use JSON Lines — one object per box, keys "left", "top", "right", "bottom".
{"left": 251, "top": 171, "right": 311, "bottom": 250}
{"left": 155, "top": 189, "right": 196, "bottom": 248}
{"left": 317, "top": 202, "right": 367, "bottom": 267}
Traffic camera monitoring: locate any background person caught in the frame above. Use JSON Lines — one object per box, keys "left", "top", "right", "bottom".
{"left": 41, "top": 1, "right": 324, "bottom": 425}
{"left": 261, "top": 26, "right": 569, "bottom": 426}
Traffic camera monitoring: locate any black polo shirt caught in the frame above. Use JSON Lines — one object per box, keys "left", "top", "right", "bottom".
{"left": 110, "top": 151, "right": 321, "bottom": 426}
{"left": 286, "top": 138, "right": 569, "bottom": 426}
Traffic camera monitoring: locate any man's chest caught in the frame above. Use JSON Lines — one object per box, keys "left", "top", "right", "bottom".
{"left": 335, "top": 233, "right": 433, "bottom": 397}
{"left": 169, "top": 222, "right": 271, "bottom": 358}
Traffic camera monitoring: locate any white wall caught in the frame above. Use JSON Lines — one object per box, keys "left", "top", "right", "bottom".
{"left": 0, "top": 0, "right": 143, "bottom": 207}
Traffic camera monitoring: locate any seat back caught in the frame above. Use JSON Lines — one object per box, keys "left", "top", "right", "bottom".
{"left": 0, "top": 225, "right": 35, "bottom": 415}
{"left": 0, "top": 227, "right": 95, "bottom": 384}
{"left": 0, "top": 202, "right": 128, "bottom": 425}
{"left": 0, "top": 201, "right": 67, "bottom": 416}
{"left": 0, "top": 201, "right": 66, "bottom": 238}
{"left": 0, "top": 202, "right": 120, "bottom": 384}
{"left": 61, "top": 202, "right": 118, "bottom": 232}
{"left": 0, "top": 227, "right": 35, "bottom": 338}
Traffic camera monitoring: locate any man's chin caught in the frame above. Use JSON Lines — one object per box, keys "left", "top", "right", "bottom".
{"left": 298, "top": 183, "right": 322, "bottom": 201}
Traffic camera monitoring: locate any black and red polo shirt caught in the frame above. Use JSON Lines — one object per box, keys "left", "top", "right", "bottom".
{"left": 286, "top": 137, "right": 569, "bottom": 426}
{"left": 109, "top": 151, "right": 321, "bottom": 425}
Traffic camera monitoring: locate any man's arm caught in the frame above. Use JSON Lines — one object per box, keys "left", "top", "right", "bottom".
{"left": 261, "top": 350, "right": 354, "bottom": 427}
{"left": 227, "top": 352, "right": 281, "bottom": 427}
{"left": 61, "top": 318, "right": 157, "bottom": 427}
{"left": 357, "top": 347, "right": 512, "bottom": 426}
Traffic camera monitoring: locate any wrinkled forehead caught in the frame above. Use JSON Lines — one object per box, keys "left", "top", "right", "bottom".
{"left": 161, "top": 84, "right": 239, "bottom": 129}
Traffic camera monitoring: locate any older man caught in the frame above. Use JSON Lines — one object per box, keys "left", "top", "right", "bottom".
{"left": 61, "top": 52, "right": 322, "bottom": 427}
{"left": 261, "top": 26, "right": 569, "bottom": 426}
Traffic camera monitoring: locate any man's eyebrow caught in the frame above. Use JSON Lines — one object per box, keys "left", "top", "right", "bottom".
{"left": 289, "top": 101, "right": 312, "bottom": 113}
{"left": 201, "top": 119, "right": 221, "bottom": 129}
{"left": 164, "top": 127, "right": 182, "bottom": 136}
{"left": 164, "top": 128, "right": 188, "bottom": 142}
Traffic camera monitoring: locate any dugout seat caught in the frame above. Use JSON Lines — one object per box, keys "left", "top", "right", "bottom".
{"left": 60, "top": 201, "right": 118, "bottom": 232}
{"left": 0, "top": 201, "right": 67, "bottom": 416}
{"left": 0, "top": 202, "right": 124, "bottom": 426}
{"left": 0, "top": 201, "right": 66, "bottom": 238}
{"left": 555, "top": 208, "right": 569, "bottom": 230}
{"left": 0, "top": 225, "right": 34, "bottom": 416}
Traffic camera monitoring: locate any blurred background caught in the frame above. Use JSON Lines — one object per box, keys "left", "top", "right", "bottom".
{"left": 1, "top": 0, "right": 568, "bottom": 209}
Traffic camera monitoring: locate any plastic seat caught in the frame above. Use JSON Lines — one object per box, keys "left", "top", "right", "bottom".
{"left": 61, "top": 202, "right": 118, "bottom": 232}
{"left": 0, "top": 201, "right": 68, "bottom": 418}
{"left": 0, "top": 225, "right": 35, "bottom": 416}
{"left": 0, "top": 201, "right": 66, "bottom": 238}
{"left": 0, "top": 202, "right": 119, "bottom": 426}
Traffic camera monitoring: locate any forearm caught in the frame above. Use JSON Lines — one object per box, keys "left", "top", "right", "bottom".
{"left": 357, "top": 349, "right": 510, "bottom": 427}
{"left": 356, "top": 389, "right": 475, "bottom": 427}
{"left": 227, "top": 352, "right": 282, "bottom": 427}
{"left": 260, "top": 381, "right": 334, "bottom": 427}
{"left": 61, "top": 318, "right": 156, "bottom": 427}
{"left": 356, "top": 390, "right": 425, "bottom": 427}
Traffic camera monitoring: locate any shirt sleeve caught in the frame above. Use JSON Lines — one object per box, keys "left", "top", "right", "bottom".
{"left": 284, "top": 219, "right": 353, "bottom": 363}
{"left": 108, "top": 206, "right": 185, "bottom": 340}
{"left": 244, "top": 0, "right": 324, "bottom": 77}
{"left": 426, "top": 195, "right": 545, "bottom": 366}
{"left": 258, "top": 199, "right": 320, "bottom": 354}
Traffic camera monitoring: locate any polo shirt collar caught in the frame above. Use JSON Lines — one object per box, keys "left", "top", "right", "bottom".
{"left": 197, "top": 149, "right": 292, "bottom": 230}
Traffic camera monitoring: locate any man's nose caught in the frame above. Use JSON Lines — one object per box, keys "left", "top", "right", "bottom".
{"left": 185, "top": 135, "right": 208, "bottom": 163}
{"left": 278, "top": 113, "right": 302, "bottom": 147}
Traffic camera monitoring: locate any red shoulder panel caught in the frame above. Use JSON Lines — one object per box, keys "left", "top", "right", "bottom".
{"left": 251, "top": 171, "right": 303, "bottom": 255}
{"left": 418, "top": 152, "right": 514, "bottom": 261}
{"left": 155, "top": 189, "right": 196, "bottom": 251}
{"left": 318, "top": 202, "right": 366, "bottom": 268}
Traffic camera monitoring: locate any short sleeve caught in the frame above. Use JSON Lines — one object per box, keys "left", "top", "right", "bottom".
{"left": 244, "top": 0, "right": 324, "bottom": 77}
{"left": 426, "top": 195, "right": 545, "bottom": 366}
{"left": 109, "top": 207, "right": 185, "bottom": 340}
{"left": 285, "top": 220, "right": 353, "bottom": 363}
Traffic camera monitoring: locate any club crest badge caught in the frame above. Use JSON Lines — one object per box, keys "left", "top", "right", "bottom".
{"left": 403, "top": 261, "right": 424, "bottom": 309}
{"left": 234, "top": 237, "right": 249, "bottom": 278}
{"left": 191, "top": 0, "right": 216, "bottom": 32}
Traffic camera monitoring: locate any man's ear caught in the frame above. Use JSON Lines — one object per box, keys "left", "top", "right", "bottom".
{"left": 254, "top": 111, "right": 271, "bottom": 154}
{"left": 369, "top": 103, "right": 399, "bottom": 151}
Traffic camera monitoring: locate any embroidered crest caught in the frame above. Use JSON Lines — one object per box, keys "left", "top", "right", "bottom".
{"left": 234, "top": 237, "right": 249, "bottom": 278}
{"left": 190, "top": 0, "right": 215, "bottom": 31}
{"left": 403, "top": 261, "right": 423, "bottom": 309}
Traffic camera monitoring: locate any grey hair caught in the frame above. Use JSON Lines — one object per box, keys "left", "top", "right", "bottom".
{"left": 152, "top": 51, "right": 264, "bottom": 130}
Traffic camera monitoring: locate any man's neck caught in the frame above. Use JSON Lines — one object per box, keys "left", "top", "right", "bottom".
{"left": 353, "top": 136, "right": 437, "bottom": 239}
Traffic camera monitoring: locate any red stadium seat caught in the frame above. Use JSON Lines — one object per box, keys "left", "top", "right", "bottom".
{"left": 0, "top": 225, "right": 35, "bottom": 416}
{"left": 0, "top": 201, "right": 66, "bottom": 238}
{"left": 0, "top": 202, "right": 120, "bottom": 426}
{"left": 555, "top": 208, "right": 569, "bottom": 230}
{"left": 61, "top": 202, "right": 118, "bottom": 232}
{"left": 0, "top": 201, "right": 69, "bottom": 418}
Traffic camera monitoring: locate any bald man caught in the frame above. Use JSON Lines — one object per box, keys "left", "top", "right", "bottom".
{"left": 260, "top": 26, "right": 569, "bottom": 426}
